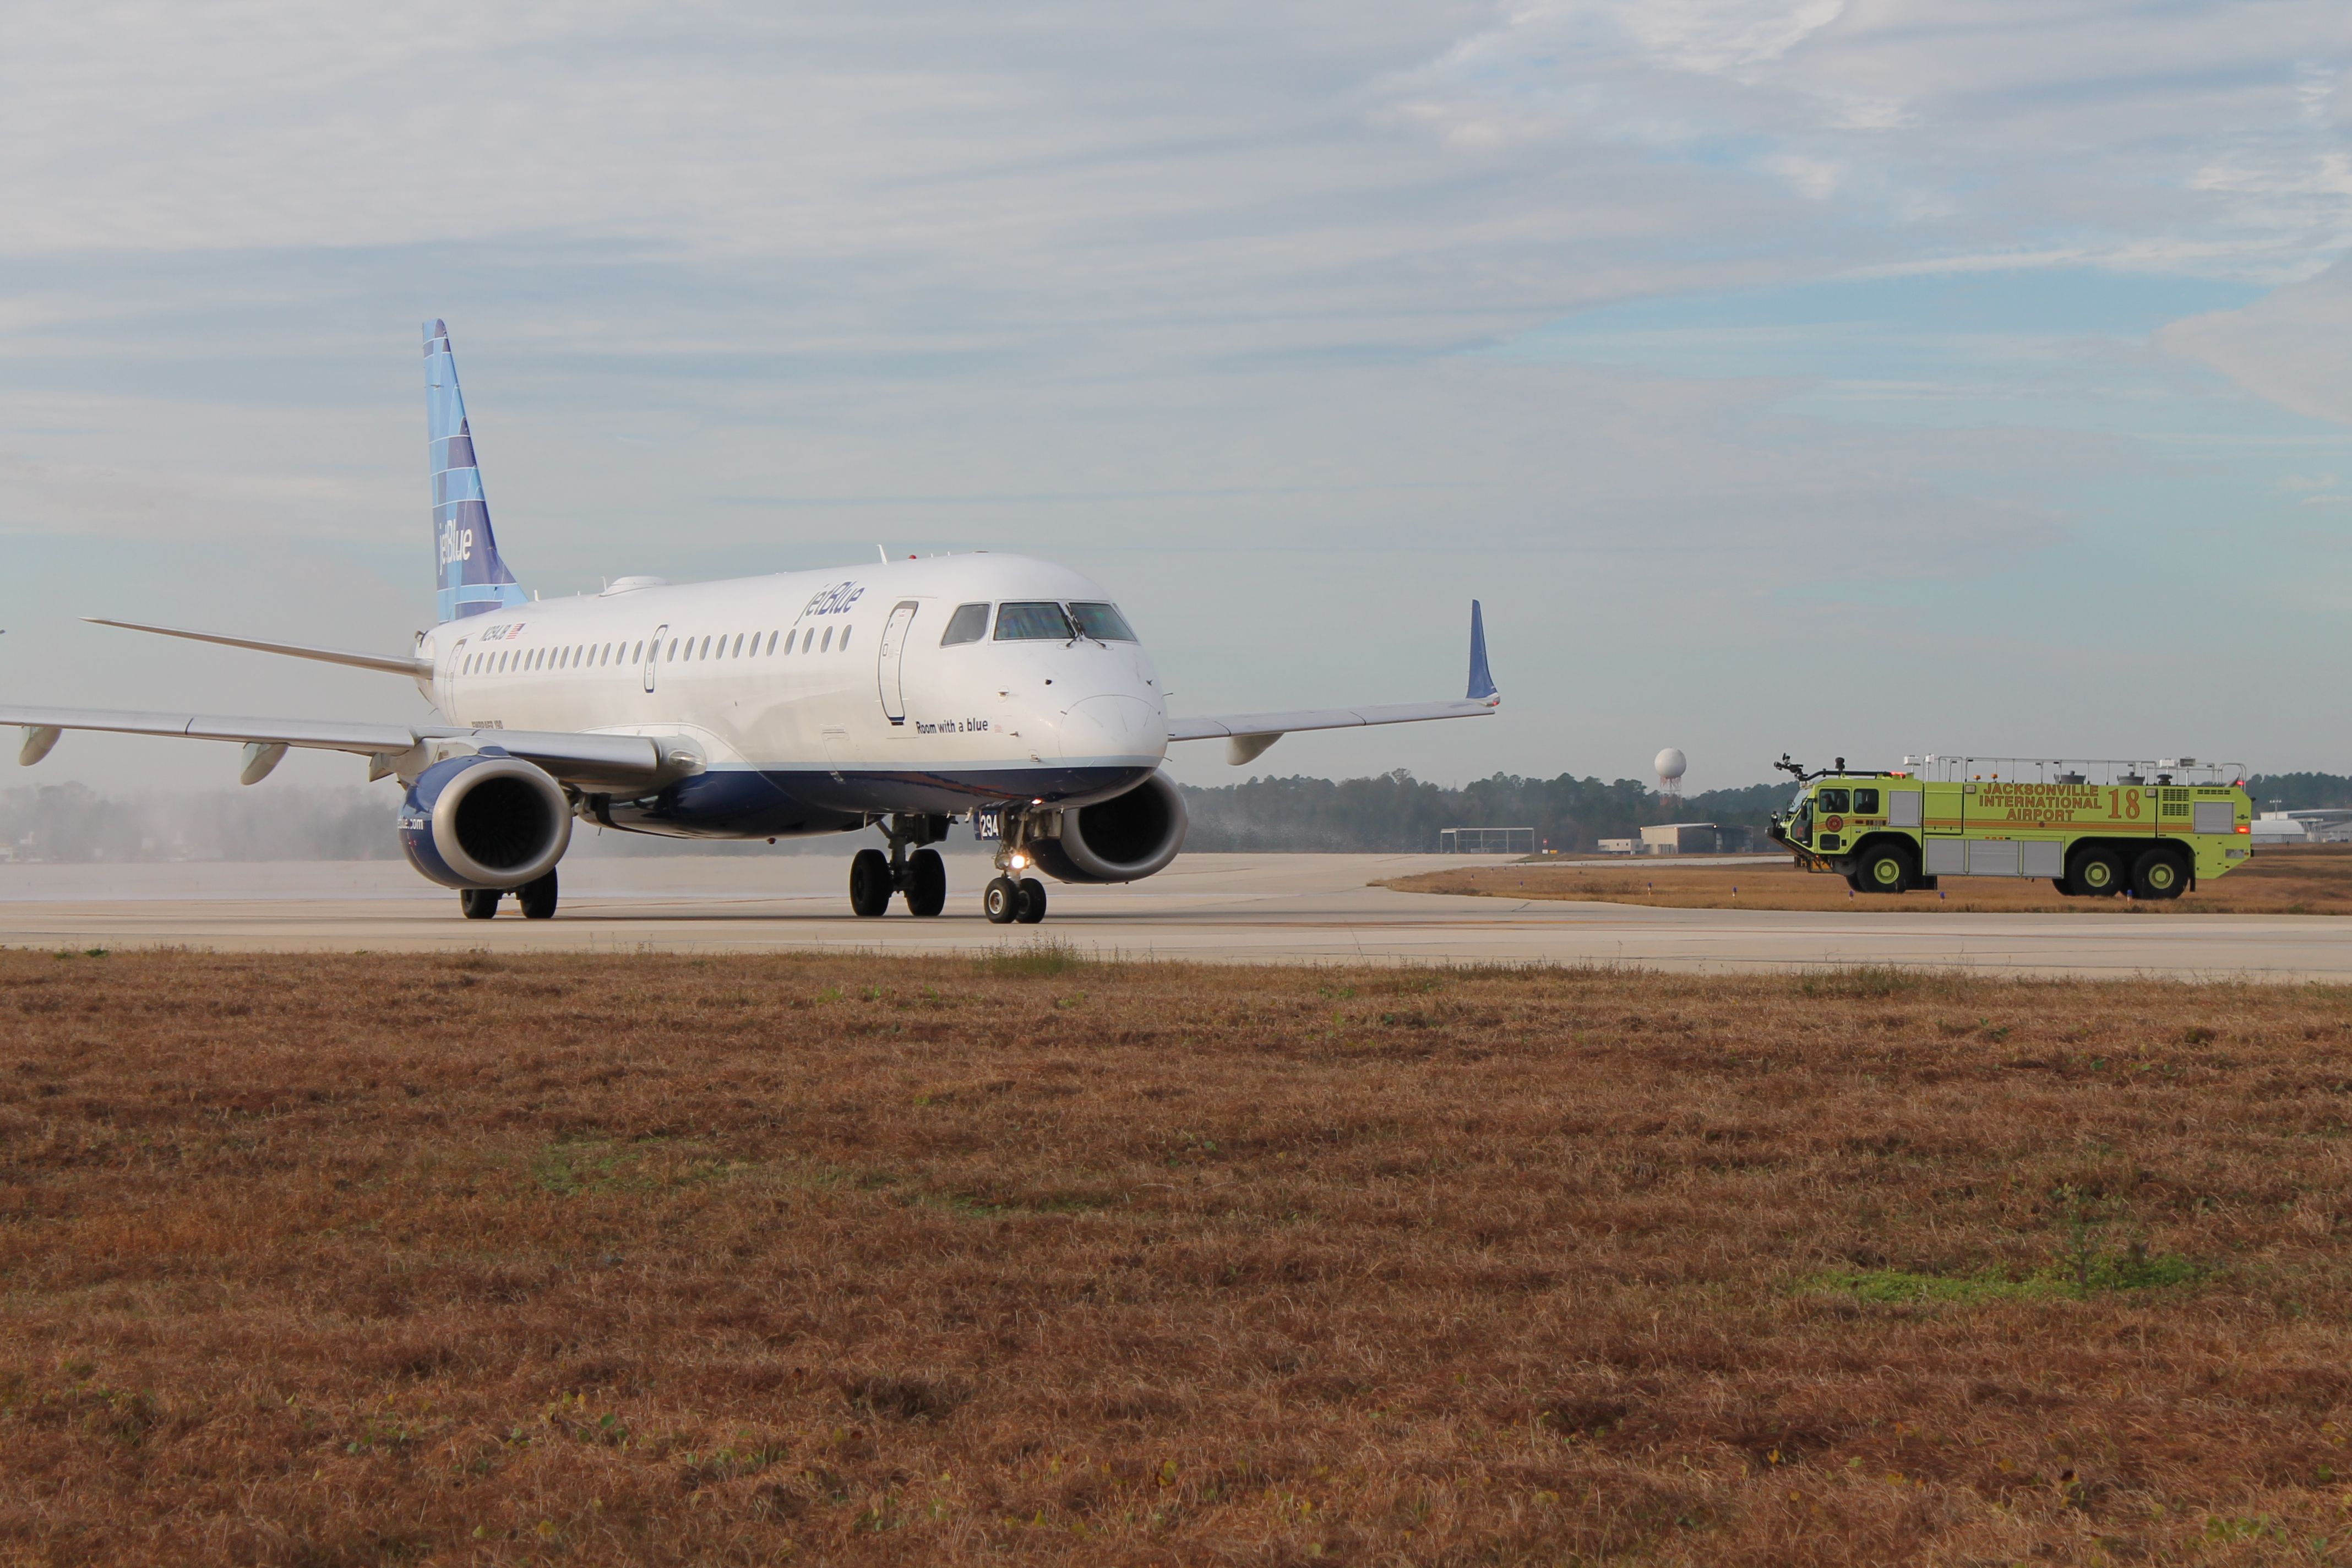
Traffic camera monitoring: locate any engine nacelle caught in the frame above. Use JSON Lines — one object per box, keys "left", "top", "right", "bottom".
{"left": 1029, "top": 769, "right": 1187, "bottom": 884}
{"left": 399, "top": 753, "right": 573, "bottom": 890}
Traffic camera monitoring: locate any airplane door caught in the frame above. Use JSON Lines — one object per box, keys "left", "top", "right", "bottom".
{"left": 876, "top": 600, "right": 918, "bottom": 725}
{"left": 644, "top": 624, "right": 666, "bottom": 693}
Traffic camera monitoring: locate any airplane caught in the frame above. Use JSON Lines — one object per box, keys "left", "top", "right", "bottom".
{"left": 4, "top": 321, "right": 1500, "bottom": 923}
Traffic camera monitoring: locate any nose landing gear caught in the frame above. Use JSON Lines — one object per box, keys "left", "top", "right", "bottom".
{"left": 847, "top": 814, "right": 951, "bottom": 917}
{"left": 983, "top": 875, "right": 1047, "bottom": 925}
{"left": 979, "top": 808, "right": 1053, "bottom": 923}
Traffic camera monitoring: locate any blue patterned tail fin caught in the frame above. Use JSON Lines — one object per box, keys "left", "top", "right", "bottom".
{"left": 424, "top": 320, "right": 527, "bottom": 623}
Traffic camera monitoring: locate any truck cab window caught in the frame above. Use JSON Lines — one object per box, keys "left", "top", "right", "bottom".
{"left": 1853, "top": 788, "right": 1880, "bottom": 814}
{"left": 1818, "top": 788, "right": 1851, "bottom": 813}
{"left": 941, "top": 603, "right": 990, "bottom": 645}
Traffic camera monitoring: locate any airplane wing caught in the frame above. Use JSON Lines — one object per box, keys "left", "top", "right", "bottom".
{"left": 1, "top": 705, "right": 691, "bottom": 793}
{"left": 84, "top": 617, "right": 429, "bottom": 677}
{"left": 1167, "top": 600, "right": 1500, "bottom": 765}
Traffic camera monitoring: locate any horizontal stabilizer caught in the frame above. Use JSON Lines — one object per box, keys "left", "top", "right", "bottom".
{"left": 85, "top": 617, "right": 428, "bottom": 677}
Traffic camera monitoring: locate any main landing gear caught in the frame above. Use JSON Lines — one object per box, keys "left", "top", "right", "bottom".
{"left": 847, "top": 814, "right": 950, "bottom": 918}
{"left": 458, "top": 869, "right": 559, "bottom": 921}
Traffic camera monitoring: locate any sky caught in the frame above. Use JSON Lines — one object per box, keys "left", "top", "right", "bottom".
{"left": 4, "top": 0, "right": 2352, "bottom": 796}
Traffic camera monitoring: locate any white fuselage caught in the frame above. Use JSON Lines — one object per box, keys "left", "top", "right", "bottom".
{"left": 413, "top": 553, "right": 1168, "bottom": 837}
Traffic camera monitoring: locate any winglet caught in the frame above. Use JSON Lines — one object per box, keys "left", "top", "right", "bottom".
{"left": 1467, "top": 600, "right": 1498, "bottom": 703}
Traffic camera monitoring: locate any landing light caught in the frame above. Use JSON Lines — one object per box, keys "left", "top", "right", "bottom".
{"left": 1009, "top": 852, "right": 1029, "bottom": 869}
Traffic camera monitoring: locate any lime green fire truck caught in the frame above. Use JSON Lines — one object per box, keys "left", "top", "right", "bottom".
{"left": 1766, "top": 754, "right": 2254, "bottom": 898}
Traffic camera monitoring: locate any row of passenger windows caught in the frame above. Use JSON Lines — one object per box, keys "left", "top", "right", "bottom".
{"left": 940, "top": 600, "right": 1137, "bottom": 646}
{"left": 452, "top": 597, "right": 1138, "bottom": 674}
{"left": 456, "top": 623, "right": 853, "bottom": 676}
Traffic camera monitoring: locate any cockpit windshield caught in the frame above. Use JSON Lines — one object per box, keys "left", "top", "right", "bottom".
{"left": 1067, "top": 602, "right": 1137, "bottom": 642}
{"left": 994, "top": 601, "right": 1078, "bottom": 641}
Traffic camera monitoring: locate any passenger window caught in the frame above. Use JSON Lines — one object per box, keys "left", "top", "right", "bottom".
{"left": 802, "top": 628, "right": 814, "bottom": 652}
{"left": 995, "top": 601, "right": 1075, "bottom": 640}
{"left": 841, "top": 627, "right": 852, "bottom": 652}
{"left": 666, "top": 640, "right": 677, "bottom": 661}
{"left": 732, "top": 634, "right": 743, "bottom": 657}
{"left": 631, "top": 641, "right": 643, "bottom": 662}
{"left": 1819, "top": 788, "right": 1850, "bottom": 813}
{"left": 821, "top": 627, "right": 834, "bottom": 652}
{"left": 941, "top": 603, "right": 990, "bottom": 645}
{"left": 1854, "top": 788, "right": 1880, "bottom": 814}
{"left": 700, "top": 636, "right": 711, "bottom": 658}
{"left": 766, "top": 630, "right": 778, "bottom": 654}
{"left": 1068, "top": 602, "right": 1137, "bottom": 641}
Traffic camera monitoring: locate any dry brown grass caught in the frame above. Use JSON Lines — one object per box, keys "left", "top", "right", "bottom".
{"left": 4, "top": 949, "right": 2351, "bottom": 1565}
{"left": 1388, "top": 842, "right": 2352, "bottom": 916}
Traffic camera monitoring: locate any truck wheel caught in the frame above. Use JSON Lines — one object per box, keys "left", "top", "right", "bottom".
{"left": 1855, "top": 843, "right": 1914, "bottom": 894}
{"left": 2069, "top": 846, "right": 2125, "bottom": 897}
{"left": 2132, "top": 847, "right": 2189, "bottom": 901}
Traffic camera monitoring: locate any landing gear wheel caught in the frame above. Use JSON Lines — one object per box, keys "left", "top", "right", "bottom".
{"left": 1855, "top": 842, "right": 1914, "bottom": 894}
{"left": 1016, "top": 877, "right": 1047, "bottom": 924}
{"left": 849, "top": 848, "right": 894, "bottom": 917}
{"left": 460, "top": 888, "right": 500, "bottom": 920}
{"left": 2068, "top": 846, "right": 2125, "bottom": 898}
{"left": 2132, "top": 847, "right": 2189, "bottom": 900}
{"left": 984, "top": 875, "right": 1020, "bottom": 924}
{"left": 517, "top": 869, "right": 559, "bottom": 921}
{"left": 904, "top": 848, "right": 947, "bottom": 917}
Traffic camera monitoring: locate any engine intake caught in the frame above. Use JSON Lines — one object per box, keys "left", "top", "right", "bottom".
{"left": 1029, "top": 770, "right": 1187, "bottom": 884}
{"left": 399, "top": 753, "right": 573, "bottom": 889}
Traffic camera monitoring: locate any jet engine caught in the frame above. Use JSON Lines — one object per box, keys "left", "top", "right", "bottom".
{"left": 399, "top": 753, "right": 573, "bottom": 889}
{"left": 1028, "top": 769, "right": 1188, "bottom": 884}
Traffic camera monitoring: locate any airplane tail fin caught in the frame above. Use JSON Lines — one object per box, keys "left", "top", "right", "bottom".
{"left": 425, "top": 320, "right": 528, "bottom": 623}
{"left": 1467, "top": 600, "right": 1498, "bottom": 702}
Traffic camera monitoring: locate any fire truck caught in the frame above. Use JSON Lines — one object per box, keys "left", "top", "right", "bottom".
{"left": 1766, "top": 754, "right": 2254, "bottom": 898}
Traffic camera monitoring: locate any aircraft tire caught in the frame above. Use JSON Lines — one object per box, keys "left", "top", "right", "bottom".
{"left": 984, "top": 875, "right": 1020, "bottom": 924}
{"left": 518, "top": 869, "right": 559, "bottom": 920}
{"left": 905, "top": 849, "right": 947, "bottom": 917}
{"left": 1016, "top": 877, "right": 1047, "bottom": 924}
{"left": 460, "top": 888, "right": 500, "bottom": 920}
{"left": 850, "top": 849, "right": 893, "bottom": 917}
{"left": 2132, "top": 846, "right": 2189, "bottom": 901}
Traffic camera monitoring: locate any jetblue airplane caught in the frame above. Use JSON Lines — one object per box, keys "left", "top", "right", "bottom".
{"left": 6, "top": 322, "right": 1499, "bottom": 923}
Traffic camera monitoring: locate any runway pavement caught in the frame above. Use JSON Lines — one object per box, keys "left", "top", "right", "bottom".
{"left": 1, "top": 852, "right": 2346, "bottom": 978}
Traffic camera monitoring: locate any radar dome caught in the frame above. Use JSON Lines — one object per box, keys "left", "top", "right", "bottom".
{"left": 1654, "top": 747, "right": 1687, "bottom": 784}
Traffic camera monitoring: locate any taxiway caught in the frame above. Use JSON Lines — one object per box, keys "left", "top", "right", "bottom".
{"left": 0, "top": 852, "right": 2344, "bottom": 978}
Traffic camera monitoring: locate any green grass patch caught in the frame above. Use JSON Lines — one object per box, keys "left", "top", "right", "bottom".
{"left": 1808, "top": 1248, "right": 2206, "bottom": 1305}
{"left": 974, "top": 937, "right": 1097, "bottom": 978}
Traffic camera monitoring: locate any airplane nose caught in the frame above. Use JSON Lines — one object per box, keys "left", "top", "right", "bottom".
{"left": 1058, "top": 694, "right": 1166, "bottom": 761}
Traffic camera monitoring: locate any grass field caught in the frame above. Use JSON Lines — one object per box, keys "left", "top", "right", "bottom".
{"left": 4, "top": 950, "right": 2351, "bottom": 1565}
{"left": 1387, "top": 842, "right": 2352, "bottom": 916}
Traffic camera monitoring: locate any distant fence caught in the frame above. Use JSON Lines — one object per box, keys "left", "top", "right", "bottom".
{"left": 1438, "top": 827, "right": 1536, "bottom": 854}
